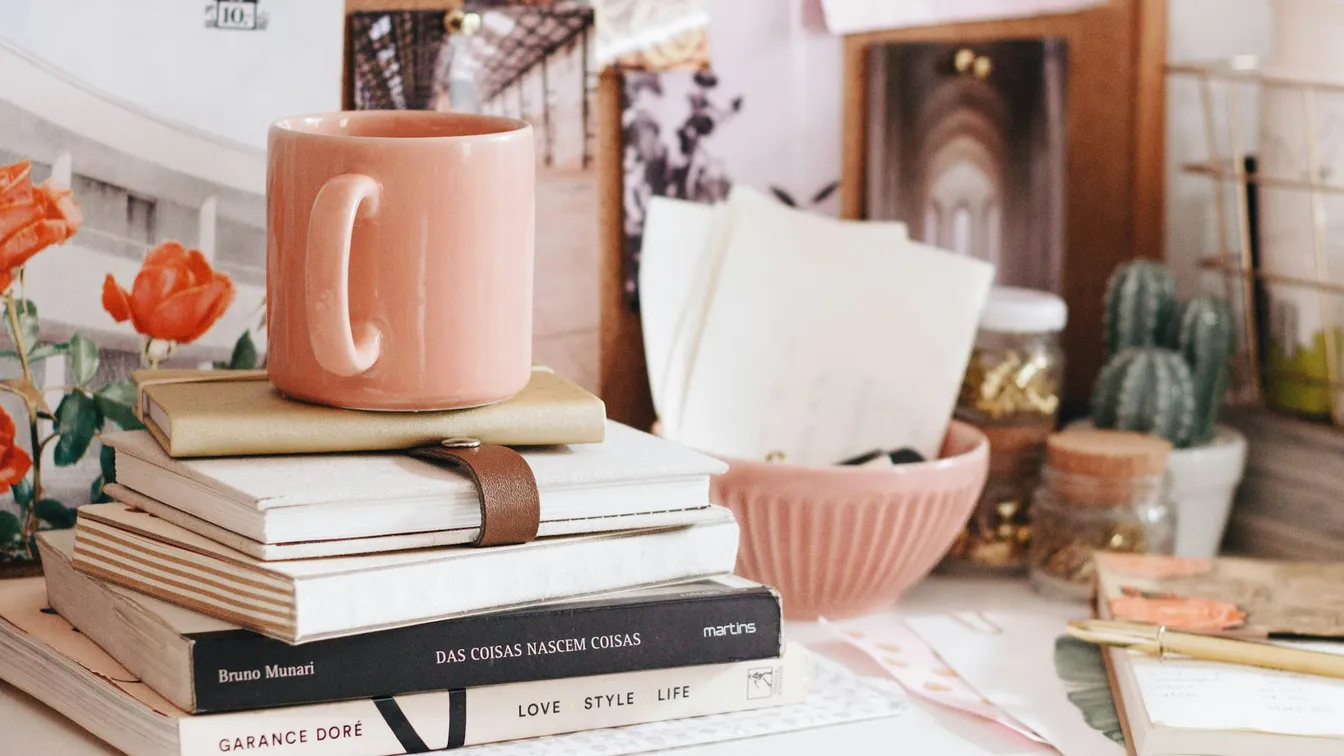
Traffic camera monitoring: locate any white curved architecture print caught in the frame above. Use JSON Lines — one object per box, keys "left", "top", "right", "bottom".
{"left": 0, "top": 38, "right": 265, "bottom": 359}
{"left": 0, "top": 0, "right": 342, "bottom": 505}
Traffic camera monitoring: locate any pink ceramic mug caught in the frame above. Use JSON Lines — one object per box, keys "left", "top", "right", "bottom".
{"left": 266, "top": 111, "right": 535, "bottom": 411}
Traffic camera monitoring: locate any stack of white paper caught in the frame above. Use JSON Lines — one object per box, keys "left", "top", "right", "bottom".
{"left": 639, "top": 186, "right": 993, "bottom": 466}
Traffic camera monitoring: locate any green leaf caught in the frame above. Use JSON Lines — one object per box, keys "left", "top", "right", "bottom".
{"left": 94, "top": 381, "right": 142, "bottom": 430}
{"left": 0, "top": 349, "right": 20, "bottom": 363}
{"left": 90, "top": 475, "right": 111, "bottom": 504}
{"left": 54, "top": 392, "right": 101, "bottom": 466}
{"left": 0, "top": 511, "right": 20, "bottom": 546}
{"left": 34, "top": 498, "right": 76, "bottom": 529}
{"left": 100, "top": 443, "right": 116, "bottom": 482}
{"left": 11, "top": 478, "right": 32, "bottom": 510}
{"left": 69, "top": 332, "right": 99, "bottom": 385}
{"left": 228, "top": 331, "right": 259, "bottom": 370}
{"left": 4, "top": 298, "right": 37, "bottom": 353}
{"left": 96, "top": 378, "right": 136, "bottom": 406}
{"left": 28, "top": 342, "right": 67, "bottom": 362}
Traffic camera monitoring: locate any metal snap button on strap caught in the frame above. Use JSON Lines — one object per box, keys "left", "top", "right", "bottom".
{"left": 410, "top": 438, "right": 540, "bottom": 547}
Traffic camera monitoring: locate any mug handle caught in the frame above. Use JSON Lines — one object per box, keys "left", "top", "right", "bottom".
{"left": 306, "top": 174, "right": 382, "bottom": 377}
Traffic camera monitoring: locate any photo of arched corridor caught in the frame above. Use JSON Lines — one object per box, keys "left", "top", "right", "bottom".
{"left": 865, "top": 39, "right": 1067, "bottom": 294}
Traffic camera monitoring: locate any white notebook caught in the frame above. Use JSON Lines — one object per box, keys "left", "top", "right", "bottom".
{"left": 100, "top": 482, "right": 728, "bottom": 561}
{"left": 102, "top": 421, "right": 726, "bottom": 545}
{"left": 71, "top": 502, "right": 741, "bottom": 644}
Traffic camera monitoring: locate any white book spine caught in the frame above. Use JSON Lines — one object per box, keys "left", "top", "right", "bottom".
{"left": 179, "top": 650, "right": 806, "bottom": 755}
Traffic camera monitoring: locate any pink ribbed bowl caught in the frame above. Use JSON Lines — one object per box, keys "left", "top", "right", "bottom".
{"left": 709, "top": 421, "right": 989, "bottom": 619}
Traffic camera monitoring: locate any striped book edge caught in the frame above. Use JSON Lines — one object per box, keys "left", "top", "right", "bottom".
{"left": 72, "top": 518, "right": 296, "bottom": 638}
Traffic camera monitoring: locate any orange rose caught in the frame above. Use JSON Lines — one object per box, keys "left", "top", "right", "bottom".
{"left": 102, "top": 241, "right": 235, "bottom": 344}
{"left": 1109, "top": 596, "right": 1247, "bottom": 633}
{"left": 0, "top": 161, "right": 82, "bottom": 291}
{"left": 1097, "top": 553, "right": 1213, "bottom": 579}
{"left": 0, "top": 406, "right": 31, "bottom": 494}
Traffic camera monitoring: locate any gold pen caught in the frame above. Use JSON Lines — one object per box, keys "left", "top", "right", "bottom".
{"left": 1068, "top": 619, "right": 1344, "bottom": 680}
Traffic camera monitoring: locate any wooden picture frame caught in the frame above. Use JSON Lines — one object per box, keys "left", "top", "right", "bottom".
{"left": 595, "top": 69, "right": 652, "bottom": 427}
{"left": 840, "top": 1, "right": 1168, "bottom": 411}
{"left": 596, "top": 2, "right": 1167, "bottom": 426}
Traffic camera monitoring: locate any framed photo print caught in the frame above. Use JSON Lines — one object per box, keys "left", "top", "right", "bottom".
{"left": 841, "top": 0, "right": 1166, "bottom": 410}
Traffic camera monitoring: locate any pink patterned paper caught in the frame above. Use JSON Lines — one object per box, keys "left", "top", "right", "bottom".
{"left": 824, "top": 616, "right": 1046, "bottom": 743}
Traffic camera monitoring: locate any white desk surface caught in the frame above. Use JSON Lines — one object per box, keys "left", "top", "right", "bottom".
{"left": 0, "top": 575, "right": 1084, "bottom": 755}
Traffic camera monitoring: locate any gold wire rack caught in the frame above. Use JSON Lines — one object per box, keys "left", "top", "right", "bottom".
{"left": 1170, "top": 58, "right": 1344, "bottom": 426}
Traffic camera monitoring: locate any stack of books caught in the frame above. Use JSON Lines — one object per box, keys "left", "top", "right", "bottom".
{"left": 1, "top": 367, "right": 802, "bottom": 755}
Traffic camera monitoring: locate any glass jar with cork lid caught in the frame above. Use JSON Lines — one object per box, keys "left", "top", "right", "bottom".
{"left": 944, "top": 288, "right": 1066, "bottom": 572}
{"left": 1028, "top": 429, "right": 1176, "bottom": 601}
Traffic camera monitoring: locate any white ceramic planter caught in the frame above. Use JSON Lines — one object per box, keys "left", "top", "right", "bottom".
{"left": 1165, "top": 425, "right": 1248, "bottom": 558}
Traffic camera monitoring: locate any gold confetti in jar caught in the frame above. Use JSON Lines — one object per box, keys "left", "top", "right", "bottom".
{"left": 944, "top": 288, "right": 1066, "bottom": 573}
{"left": 1028, "top": 429, "right": 1176, "bottom": 601}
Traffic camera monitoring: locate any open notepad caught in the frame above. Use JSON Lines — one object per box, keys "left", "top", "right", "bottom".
{"left": 1106, "top": 640, "right": 1344, "bottom": 756}
{"left": 1094, "top": 553, "right": 1344, "bottom": 755}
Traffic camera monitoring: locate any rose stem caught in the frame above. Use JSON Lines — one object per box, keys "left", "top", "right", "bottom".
{"left": 3, "top": 291, "right": 32, "bottom": 385}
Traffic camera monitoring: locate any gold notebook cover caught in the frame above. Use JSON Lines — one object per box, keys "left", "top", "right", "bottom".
{"left": 1095, "top": 552, "right": 1344, "bottom": 637}
{"left": 134, "top": 367, "right": 606, "bottom": 458}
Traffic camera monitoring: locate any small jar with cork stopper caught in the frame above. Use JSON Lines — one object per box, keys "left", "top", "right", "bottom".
{"left": 1027, "top": 429, "right": 1175, "bottom": 601}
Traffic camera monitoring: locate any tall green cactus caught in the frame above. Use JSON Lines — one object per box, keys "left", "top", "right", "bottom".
{"left": 1104, "top": 260, "right": 1177, "bottom": 358}
{"left": 1171, "top": 295, "right": 1235, "bottom": 446}
{"left": 1093, "top": 259, "right": 1237, "bottom": 449}
{"left": 1091, "top": 347, "right": 1197, "bottom": 448}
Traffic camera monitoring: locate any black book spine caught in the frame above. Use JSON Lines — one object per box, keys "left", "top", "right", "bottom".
{"left": 190, "top": 588, "right": 781, "bottom": 713}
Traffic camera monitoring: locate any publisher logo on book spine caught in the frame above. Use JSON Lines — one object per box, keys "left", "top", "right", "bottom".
{"left": 702, "top": 621, "right": 756, "bottom": 638}
{"left": 746, "top": 666, "right": 777, "bottom": 700}
{"left": 205, "top": 0, "right": 268, "bottom": 30}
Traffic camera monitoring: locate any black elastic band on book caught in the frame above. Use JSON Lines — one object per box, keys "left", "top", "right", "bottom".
{"left": 373, "top": 696, "right": 429, "bottom": 754}
{"left": 446, "top": 689, "right": 468, "bottom": 749}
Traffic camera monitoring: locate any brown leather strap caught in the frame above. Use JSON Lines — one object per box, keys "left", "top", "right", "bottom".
{"left": 410, "top": 442, "right": 540, "bottom": 547}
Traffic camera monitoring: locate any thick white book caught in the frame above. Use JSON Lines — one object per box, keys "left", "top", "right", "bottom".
{"left": 71, "top": 502, "right": 740, "bottom": 644}
{"left": 102, "top": 420, "right": 727, "bottom": 546}
{"left": 101, "top": 483, "right": 728, "bottom": 560}
{"left": 0, "top": 576, "right": 805, "bottom": 756}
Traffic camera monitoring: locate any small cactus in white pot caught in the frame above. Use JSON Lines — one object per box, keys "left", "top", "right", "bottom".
{"left": 1088, "top": 261, "right": 1247, "bottom": 557}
